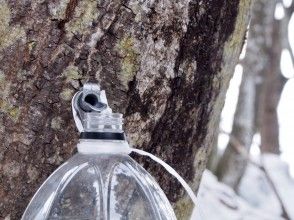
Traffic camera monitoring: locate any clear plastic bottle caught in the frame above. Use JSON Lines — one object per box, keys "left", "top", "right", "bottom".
{"left": 22, "top": 152, "right": 176, "bottom": 220}
{"left": 22, "top": 84, "right": 177, "bottom": 220}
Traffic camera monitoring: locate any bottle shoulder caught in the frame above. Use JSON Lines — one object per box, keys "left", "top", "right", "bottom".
{"left": 77, "top": 139, "right": 131, "bottom": 154}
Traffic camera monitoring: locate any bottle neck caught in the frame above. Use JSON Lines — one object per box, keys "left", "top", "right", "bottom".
{"left": 81, "top": 112, "right": 125, "bottom": 141}
{"left": 77, "top": 112, "right": 130, "bottom": 154}
{"left": 82, "top": 112, "right": 123, "bottom": 133}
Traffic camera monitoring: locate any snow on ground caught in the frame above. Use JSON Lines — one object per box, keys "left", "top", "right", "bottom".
{"left": 238, "top": 154, "right": 294, "bottom": 219}
{"left": 191, "top": 154, "right": 294, "bottom": 220}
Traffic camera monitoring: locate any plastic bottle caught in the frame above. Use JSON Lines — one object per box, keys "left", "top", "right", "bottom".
{"left": 22, "top": 83, "right": 177, "bottom": 220}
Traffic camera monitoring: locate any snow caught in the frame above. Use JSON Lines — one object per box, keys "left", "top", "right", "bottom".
{"left": 191, "top": 154, "right": 294, "bottom": 220}
{"left": 278, "top": 79, "right": 294, "bottom": 176}
{"left": 218, "top": 66, "right": 243, "bottom": 152}
{"left": 239, "top": 154, "right": 294, "bottom": 219}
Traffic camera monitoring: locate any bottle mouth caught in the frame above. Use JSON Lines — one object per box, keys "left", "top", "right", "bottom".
{"left": 84, "top": 94, "right": 98, "bottom": 106}
{"left": 72, "top": 83, "right": 125, "bottom": 141}
{"left": 78, "top": 92, "right": 107, "bottom": 112}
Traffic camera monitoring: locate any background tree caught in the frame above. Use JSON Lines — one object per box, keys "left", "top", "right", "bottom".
{"left": 258, "top": 0, "right": 293, "bottom": 154}
{"left": 0, "top": 0, "right": 251, "bottom": 219}
{"left": 216, "top": 0, "right": 294, "bottom": 189}
{"left": 216, "top": 0, "right": 273, "bottom": 188}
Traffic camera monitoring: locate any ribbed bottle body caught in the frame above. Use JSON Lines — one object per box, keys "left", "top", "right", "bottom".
{"left": 22, "top": 153, "right": 176, "bottom": 220}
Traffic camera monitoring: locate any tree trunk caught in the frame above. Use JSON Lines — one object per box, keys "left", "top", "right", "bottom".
{"left": 217, "top": 0, "right": 292, "bottom": 189}
{"left": 258, "top": 1, "right": 290, "bottom": 154}
{"left": 216, "top": 70, "right": 256, "bottom": 189}
{"left": 0, "top": 0, "right": 251, "bottom": 219}
{"left": 216, "top": 0, "right": 273, "bottom": 189}
{"left": 206, "top": 122, "right": 220, "bottom": 173}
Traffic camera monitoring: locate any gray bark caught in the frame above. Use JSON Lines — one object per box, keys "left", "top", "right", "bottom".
{"left": 217, "top": 0, "right": 292, "bottom": 188}
{"left": 216, "top": 0, "right": 272, "bottom": 189}
{"left": 216, "top": 70, "right": 256, "bottom": 189}
{"left": 206, "top": 123, "right": 220, "bottom": 173}
{"left": 258, "top": 0, "right": 292, "bottom": 154}
{"left": 0, "top": 0, "right": 251, "bottom": 219}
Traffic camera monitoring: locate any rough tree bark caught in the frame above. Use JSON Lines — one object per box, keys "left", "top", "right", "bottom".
{"left": 0, "top": 0, "right": 251, "bottom": 219}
